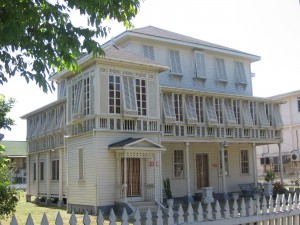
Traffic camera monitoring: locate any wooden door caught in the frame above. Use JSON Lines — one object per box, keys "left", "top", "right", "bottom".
{"left": 196, "top": 154, "right": 209, "bottom": 189}
{"left": 121, "top": 158, "right": 141, "bottom": 197}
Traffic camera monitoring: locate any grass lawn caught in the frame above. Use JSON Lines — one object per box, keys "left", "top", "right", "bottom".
{"left": 1, "top": 191, "right": 100, "bottom": 225}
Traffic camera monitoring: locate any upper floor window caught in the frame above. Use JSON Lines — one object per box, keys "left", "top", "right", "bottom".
{"left": 122, "top": 76, "right": 138, "bottom": 114}
{"left": 162, "top": 93, "right": 176, "bottom": 123}
{"left": 265, "top": 103, "right": 272, "bottom": 126}
{"left": 224, "top": 99, "right": 236, "bottom": 126}
{"left": 297, "top": 97, "right": 300, "bottom": 112}
{"left": 215, "top": 98, "right": 223, "bottom": 124}
{"left": 250, "top": 101, "right": 257, "bottom": 126}
{"left": 109, "top": 75, "right": 121, "bottom": 114}
{"left": 169, "top": 50, "right": 182, "bottom": 75}
{"left": 242, "top": 101, "right": 254, "bottom": 127}
{"left": 136, "top": 79, "right": 147, "bottom": 116}
{"left": 233, "top": 100, "right": 241, "bottom": 124}
{"left": 57, "top": 79, "right": 67, "bottom": 99}
{"left": 52, "top": 160, "right": 59, "bottom": 180}
{"left": 235, "top": 61, "right": 247, "bottom": 84}
{"left": 241, "top": 150, "right": 249, "bottom": 174}
{"left": 215, "top": 58, "right": 227, "bottom": 82}
{"left": 185, "top": 95, "right": 198, "bottom": 124}
{"left": 205, "top": 97, "right": 218, "bottom": 125}
{"left": 142, "top": 45, "right": 155, "bottom": 60}
{"left": 195, "top": 96, "right": 204, "bottom": 123}
{"left": 71, "top": 80, "right": 83, "bottom": 116}
{"left": 174, "top": 94, "right": 183, "bottom": 122}
{"left": 258, "top": 102, "right": 270, "bottom": 128}
{"left": 195, "top": 52, "right": 206, "bottom": 79}
{"left": 83, "top": 77, "right": 90, "bottom": 115}
{"left": 174, "top": 150, "right": 184, "bottom": 178}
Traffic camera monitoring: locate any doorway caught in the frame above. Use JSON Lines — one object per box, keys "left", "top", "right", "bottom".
{"left": 196, "top": 154, "right": 209, "bottom": 190}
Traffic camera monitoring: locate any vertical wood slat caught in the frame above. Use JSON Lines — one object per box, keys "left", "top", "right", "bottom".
{"left": 7, "top": 194, "right": 300, "bottom": 225}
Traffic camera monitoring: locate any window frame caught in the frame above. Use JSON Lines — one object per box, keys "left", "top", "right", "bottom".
{"left": 51, "top": 159, "right": 59, "bottom": 180}
{"left": 33, "top": 162, "right": 36, "bottom": 181}
{"left": 142, "top": 44, "right": 155, "bottom": 60}
{"left": 240, "top": 150, "right": 249, "bottom": 175}
{"left": 235, "top": 61, "right": 247, "bottom": 84}
{"left": 215, "top": 58, "right": 227, "bottom": 82}
{"left": 194, "top": 51, "right": 206, "bottom": 79}
{"left": 40, "top": 161, "right": 44, "bottom": 181}
{"left": 109, "top": 75, "right": 121, "bottom": 114}
{"left": 173, "top": 150, "right": 184, "bottom": 179}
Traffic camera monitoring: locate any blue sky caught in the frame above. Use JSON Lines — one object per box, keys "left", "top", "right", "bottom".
{"left": 1, "top": 0, "right": 300, "bottom": 141}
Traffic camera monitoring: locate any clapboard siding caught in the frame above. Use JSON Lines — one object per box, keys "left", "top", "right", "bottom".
{"left": 28, "top": 154, "right": 36, "bottom": 196}
{"left": 122, "top": 39, "right": 253, "bottom": 96}
{"left": 67, "top": 135, "right": 96, "bottom": 205}
{"left": 161, "top": 142, "right": 254, "bottom": 198}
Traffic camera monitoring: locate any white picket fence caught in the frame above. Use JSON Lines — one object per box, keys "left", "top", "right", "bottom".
{"left": 6, "top": 194, "right": 300, "bottom": 225}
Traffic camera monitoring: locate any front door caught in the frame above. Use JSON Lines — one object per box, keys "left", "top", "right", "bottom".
{"left": 196, "top": 154, "right": 209, "bottom": 190}
{"left": 121, "top": 158, "right": 141, "bottom": 197}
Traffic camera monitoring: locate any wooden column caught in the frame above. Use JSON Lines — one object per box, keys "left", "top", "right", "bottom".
{"left": 58, "top": 148, "right": 63, "bottom": 206}
{"left": 278, "top": 143, "right": 284, "bottom": 184}
{"left": 185, "top": 142, "right": 193, "bottom": 203}
{"left": 35, "top": 154, "right": 39, "bottom": 201}
{"left": 252, "top": 143, "right": 258, "bottom": 186}
{"left": 46, "top": 151, "right": 51, "bottom": 205}
{"left": 124, "top": 153, "right": 127, "bottom": 203}
{"left": 221, "top": 142, "right": 228, "bottom": 199}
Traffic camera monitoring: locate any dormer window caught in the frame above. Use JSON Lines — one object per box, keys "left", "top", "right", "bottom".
{"left": 215, "top": 58, "right": 227, "bottom": 82}
{"left": 194, "top": 51, "right": 206, "bottom": 79}
{"left": 142, "top": 45, "right": 155, "bottom": 60}
{"left": 169, "top": 49, "right": 182, "bottom": 75}
{"left": 235, "top": 61, "right": 247, "bottom": 84}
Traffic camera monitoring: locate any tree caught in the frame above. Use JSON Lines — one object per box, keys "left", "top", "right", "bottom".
{"left": 0, "top": 0, "right": 141, "bottom": 92}
{"left": 0, "top": 95, "right": 19, "bottom": 220}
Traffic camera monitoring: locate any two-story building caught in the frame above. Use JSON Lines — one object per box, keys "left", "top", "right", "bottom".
{"left": 257, "top": 90, "right": 300, "bottom": 177}
{"left": 22, "top": 26, "right": 284, "bottom": 214}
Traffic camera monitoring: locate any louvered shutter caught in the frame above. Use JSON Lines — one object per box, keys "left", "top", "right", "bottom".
{"left": 272, "top": 104, "right": 283, "bottom": 128}
{"left": 215, "top": 58, "right": 227, "bottom": 81}
{"left": 241, "top": 102, "right": 254, "bottom": 127}
{"left": 205, "top": 98, "right": 218, "bottom": 125}
{"left": 72, "top": 80, "right": 83, "bottom": 117}
{"left": 185, "top": 95, "right": 198, "bottom": 124}
{"left": 122, "top": 76, "right": 138, "bottom": 116}
{"left": 258, "top": 103, "right": 270, "bottom": 128}
{"left": 163, "top": 93, "right": 176, "bottom": 123}
{"left": 195, "top": 52, "right": 206, "bottom": 78}
{"left": 235, "top": 61, "right": 247, "bottom": 84}
{"left": 224, "top": 100, "right": 236, "bottom": 126}
{"left": 169, "top": 50, "right": 182, "bottom": 74}
{"left": 143, "top": 45, "right": 155, "bottom": 60}
{"left": 58, "top": 80, "right": 66, "bottom": 99}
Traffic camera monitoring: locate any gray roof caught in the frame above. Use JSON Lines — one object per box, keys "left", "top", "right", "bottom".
{"left": 103, "top": 45, "right": 167, "bottom": 69}
{"left": 119, "top": 26, "right": 259, "bottom": 61}
{"left": 108, "top": 138, "right": 142, "bottom": 148}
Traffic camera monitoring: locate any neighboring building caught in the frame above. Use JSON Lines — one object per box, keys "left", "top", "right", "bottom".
{"left": 256, "top": 90, "right": 300, "bottom": 177}
{"left": 21, "top": 26, "right": 283, "bottom": 213}
{"left": 0, "top": 140, "right": 27, "bottom": 190}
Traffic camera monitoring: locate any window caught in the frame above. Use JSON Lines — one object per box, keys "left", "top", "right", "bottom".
{"left": 298, "top": 97, "right": 300, "bottom": 112}
{"left": 169, "top": 50, "right": 182, "bottom": 74}
{"left": 52, "top": 160, "right": 59, "bottom": 180}
{"left": 265, "top": 103, "right": 272, "bottom": 126}
{"left": 195, "top": 52, "right": 206, "bottom": 78}
{"left": 219, "top": 150, "right": 229, "bottom": 176}
{"left": 143, "top": 45, "right": 155, "bottom": 60}
{"left": 136, "top": 79, "right": 147, "bottom": 116}
{"left": 215, "top": 98, "right": 223, "bottom": 124}
{"left": 83, "top": 77, "right": 90, "bottom": 115}
{"left": 273, "top": 104, "right": 283, "bottom": 127}
{"left": 174, "top": 94, "right": 183, "bottom": 122}
{"left": 205, "top": 98, "right": 218, "bottom": 125}
{"left": 215, "top": 58, "right": 227, "bottom": 82}
{"left": 233, "top": 100, "right": 241, "bottom": 124}
{"left": 242, "top": 102, "right": 254, "bottom": 127}
{"left": 122, "top": 76, "right": 138, "bottom": 115}
{"left": 224, "top": 100, "right": 236, "bottom": 126}
{"left": 71, "top": 80, "right": 83, "bottom": 116}
{"left": 109, "top": 75, "right": 121, "bottom": 114}
{"left": 174, "top": 150, "right": 184, "bottom": 178}
{"left": 258, "top": 103, "right": 270, "bottom": 128}
{"left": 162, "top": 93, "right": 176, "bottom": 123}
{"left": 235, "top": 61, "right": 247, "bottom": 84}
{"left": 195, "top": 96, "right": 204, "bottom": 123}
{"left": 40, "top": 162, "right": 44, "bottom": 181}
{"left": 78, "top": 149, "right": 84, "bottom": 180}
{"left": 33, "top": 163, "right": 36, "bottom": 181}
{"left": 241, "top": 150, "right": 249, "bottom": 174}
{"left": 250, "top": 101, "right": 257, "bottom": 126}
{"left": 185, "top": 95, "right": 198, "bottom": 124}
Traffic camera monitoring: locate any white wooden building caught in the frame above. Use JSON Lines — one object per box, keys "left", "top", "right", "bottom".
{"left": 22, "top": 26, "right": 284, "bottom": 214}
{"left": 256, "top": 90, "right": 300, "bottom": 177}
